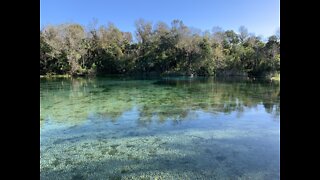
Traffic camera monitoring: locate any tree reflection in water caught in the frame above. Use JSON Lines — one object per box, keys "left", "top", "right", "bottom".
{"left": 40, "top": 76, "right": 280, "bottom": 127}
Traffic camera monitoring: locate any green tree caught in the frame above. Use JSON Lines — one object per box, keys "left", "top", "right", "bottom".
{"left": 40, "top": 19, "right": 280, "bottom": 78}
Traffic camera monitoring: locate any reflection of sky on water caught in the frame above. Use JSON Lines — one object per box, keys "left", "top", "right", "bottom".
{"left": 40, "top": 77, "right": 280, "bottom": 179}
{"left": 40, "top": 77, "right": 279, "bottom": 128}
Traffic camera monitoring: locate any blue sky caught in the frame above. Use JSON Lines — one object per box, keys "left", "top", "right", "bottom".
{"left": 40, "top": 0, "right": 279, "bottom": 38}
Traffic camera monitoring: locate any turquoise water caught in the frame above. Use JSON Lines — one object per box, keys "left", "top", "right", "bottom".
{"left": 40, "top": 76, "right": 280, "bottom": 179}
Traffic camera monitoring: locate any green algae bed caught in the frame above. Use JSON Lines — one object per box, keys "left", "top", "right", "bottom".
{"left": 40, "top": 76, "right": 280, "bottom": 179}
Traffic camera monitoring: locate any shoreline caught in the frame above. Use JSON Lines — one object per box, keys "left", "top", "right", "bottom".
{"left": 40, "top": 73, "right": 280, "bottom": 82}
{"left": 40, "top": 74, "right": 71, "bottom": 78}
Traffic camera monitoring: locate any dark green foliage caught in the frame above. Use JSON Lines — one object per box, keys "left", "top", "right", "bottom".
{"left": 40, "top": 20, "right": 280, "bottom": 77}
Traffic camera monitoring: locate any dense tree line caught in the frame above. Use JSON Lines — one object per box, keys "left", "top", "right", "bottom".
{"left": 40, "top": 19, "right": 280, "bottom": 77}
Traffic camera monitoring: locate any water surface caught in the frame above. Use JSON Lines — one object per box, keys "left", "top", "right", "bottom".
{"left": 40, "top": 76, "right": 280, "bottom": 179}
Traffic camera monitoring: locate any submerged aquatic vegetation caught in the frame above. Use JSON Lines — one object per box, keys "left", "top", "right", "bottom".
{"left": 40, "top": 77, "right": 280, "bottom": 179}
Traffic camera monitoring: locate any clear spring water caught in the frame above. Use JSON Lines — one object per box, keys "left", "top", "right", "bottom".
{"left": 40, "top": 76, "right": 280, "bottom": 179}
